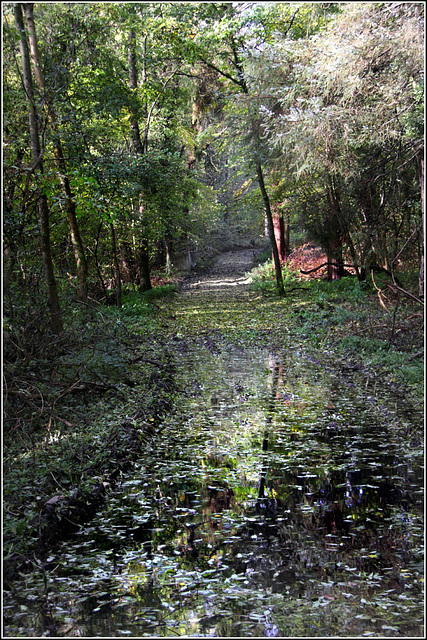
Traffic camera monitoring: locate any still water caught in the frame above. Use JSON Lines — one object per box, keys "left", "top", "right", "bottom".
{"left": 4, "top": 346, "right": 424, "bottom": 637}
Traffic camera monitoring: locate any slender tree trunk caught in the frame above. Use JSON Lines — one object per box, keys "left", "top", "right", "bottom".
{"left": 278, "top": 214, "right": 286, "bottom": 261}
{"left": 4, "top": 149, "right": 24, "bottom": 290}
{"left": 419, "top": 156, "right": 424, "bottom": 298}
{"left": 53, "top": 144, "right": 88, "bottom": 300}
{"left": 223, "top": 159, "right": 230, "bottom": 223}
{"left": 141, "top": 34, "right": 149, "bottom": 153}
{"left": 110, "top": 223, "right": 122, "bottom": 307}
{"left": 139, "top": 239, "right": 152, "bottom": 292}
{"left": 341, "top": 224, "right": 363, "bottom": 280}
{"left": 165, "top": 237, "right": 172, "bottom": 276}
{"left": 94, "top": 222, "right": 108, "bottom": 298}
{"left": 128, "top": 27, "right": 152, "bottom": 290}
{"left": 24, "top": 2, "right": 88, "bottom": 301}
{"left": 284, "top": 211, "right": 290, "bottom": 259}
{"left": 26, "top": 5, "right": 87, "bottom": 296}
{"left": 14, "top": 2, "right": 63, "bottom": 333}
{"left": 4, "top": 246, "right": 16, "bottom": 291}
{"left": 255, "top": 161, "right": 285, "bottom": 296}
{"left": 251, "top": 120, "right": 284, "bottom": 294}
{"left": 128, "top": 28, "right": 145, "bottom": 156}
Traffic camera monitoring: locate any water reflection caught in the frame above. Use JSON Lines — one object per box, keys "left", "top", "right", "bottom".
{"left": 3, "top": 346, "right": 423, "bottom": 638}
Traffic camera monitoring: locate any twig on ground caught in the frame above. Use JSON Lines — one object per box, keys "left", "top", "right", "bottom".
{"left": 129, "top": 355, "right": 162, "bottom": 366}
{"left": 408, "top": 350, "right": 423, "bottom": 361}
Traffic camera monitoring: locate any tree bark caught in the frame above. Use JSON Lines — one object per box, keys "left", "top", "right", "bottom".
{"left": 53, "top": 144, "right": 89, "bottom": 300}
{"left": 14, "top": 2, "right": 63, "bottom": 333}
{"left": 278, "top": 213, "right": 286, "bottom": 261}
{"left": 24, "top": 2, "right": 88, "bottom": 301}
{"left": 110, "top": 223, "right": 122, "bottom": 307}
{"left": 419, "top": 156, "right": 424, "bottom": 299}
{"left": 256, "top": 161, "right": 285, "bottom": 296}
{"left": 165, "top": 237, "right": 172, "bottom": 276}
{"left": 139, "top": 239, "right": 152, "bottom": 292}
{"left": 128, "top": 28, "right": 145, "bottom": 156}
{"left": 284, "top": 211, "right": 290, "bottom": 259}
{"left": 4, "top": 149, "right": 24, "bottom": 290}
{"left": 94, "top": 222, "right": 108, "bottom": 299}
{"left": 326, "top": 248, "right": 344, "bottom": 281}
{"left": 128, "top": 27, "right": 152, "bottom": 290}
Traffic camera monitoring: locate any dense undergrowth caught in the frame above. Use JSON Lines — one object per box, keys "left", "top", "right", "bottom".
{"left": 3, "top": 285, "right": 178, "bottom": 582}
{"left": 3, "top": 251, "right": 424, "bottom": 588}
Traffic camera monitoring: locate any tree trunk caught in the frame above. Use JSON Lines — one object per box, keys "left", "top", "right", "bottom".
{"left": 128, "top": 28, "right": 145, "bottom": 156}
{"left": 139, "top": 240, "right": 152, "bottom": 292}
{"left": 345, "top": 230, "right": 363, "bottom": 281}
{"left": 255, "top": 161, "right": 285, "bottom": 296}
{"left": 14, "top": 2, "right": 63, "bottom": 333}
{"left": 326, "top": 247, "right": 345, "bottom": 281}
{"left": 278, "top": 214, "right": 286, "bottom": 261}
{"left": 284, "top": 211, "right": 290, "bottom": 259}
{"left": 223, "top": 159, "right": 230, "bottom": 223}
{"left": 3, "top": 246, "right": 17, "bottom": 291}
{"left": 4, "top": 148, "right": 24, "bottom": 291}
{"left": 94, "top": 222, "right": 108, "bottom": 298}
{"left": 128, "top": 28, "right": 152, "bottom": 290}
{"left": 110, "top": 223, "right": 122, "bottom": 307}
{"left": 53, "top": 145, "right": 88, "bottom": 300}
{"left": 165, "top": 238, "right": 172, "bottom": 276}
{"left": 24, "top": 2, "right": 88, "bottom": 301}
{"left": 272, "top": 208, "right": 286, "bottom": 262}
{"left": 419, "top": 156, "right": 424, "bottom": 299}
{"left": 326, "top": 252, "right": 337, "bottom": 281}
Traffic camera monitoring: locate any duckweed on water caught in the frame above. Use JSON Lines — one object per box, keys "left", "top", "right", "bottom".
{"left": 4, "top": 345, "right": 423, "bottom": 637}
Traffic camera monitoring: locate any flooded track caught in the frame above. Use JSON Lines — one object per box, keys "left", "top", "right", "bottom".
{"left": 4, "top": 251, "right": 424, "bottom": 637}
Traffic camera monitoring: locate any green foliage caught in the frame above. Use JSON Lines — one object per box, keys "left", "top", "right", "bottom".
{"left": 249, "top": 258, "right": 423, "bottom": 395}
{"left": 112, "top": 286, "right": 177, "bottom": 319}
{"left": 249, "top": 259, "right": 306, "bottom": 294}
{"left": 248, "top": 259, "right": 277, "bottom": 293}
{"left": 141, "top": 284, "right": 177, "bottom": 300}
{"left": 251, "top": 2, "right": 423, "bottom": 274}
{"left": 5, "top": 0, "right": 422, "bottom": 319}
{"left": 310, "top": 277, "right": 369, "bottom": 303}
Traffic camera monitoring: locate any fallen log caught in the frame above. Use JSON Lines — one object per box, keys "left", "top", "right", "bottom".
{"left": 300, "top": 262, "right": 356, "bottom": 275}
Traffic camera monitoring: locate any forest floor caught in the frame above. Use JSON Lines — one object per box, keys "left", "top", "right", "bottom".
{"left": 170, "top": 245, "right": 424, "bottom": 379}
{"left": 3, "top": 246, "right": 424, "bottom": 637}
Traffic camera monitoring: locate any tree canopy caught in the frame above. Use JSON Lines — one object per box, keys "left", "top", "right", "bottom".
{"left": 3, "top": 1, "right": 424, "bottom": 323}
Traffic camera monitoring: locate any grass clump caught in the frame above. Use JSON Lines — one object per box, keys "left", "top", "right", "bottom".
{"left": 248, "top": 258, "right": 424, "bottom": 398}
{"left": 142, "top": 283, "right": 177, "bottom": 299}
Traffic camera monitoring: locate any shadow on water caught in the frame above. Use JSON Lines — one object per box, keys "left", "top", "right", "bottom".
{"left": 4, "top": 347, "right": 424, "bottom": 637}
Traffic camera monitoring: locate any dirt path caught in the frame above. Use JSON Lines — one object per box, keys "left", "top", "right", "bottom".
{"left": 180, "top": 248, "right": 262, "bottom": 297}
